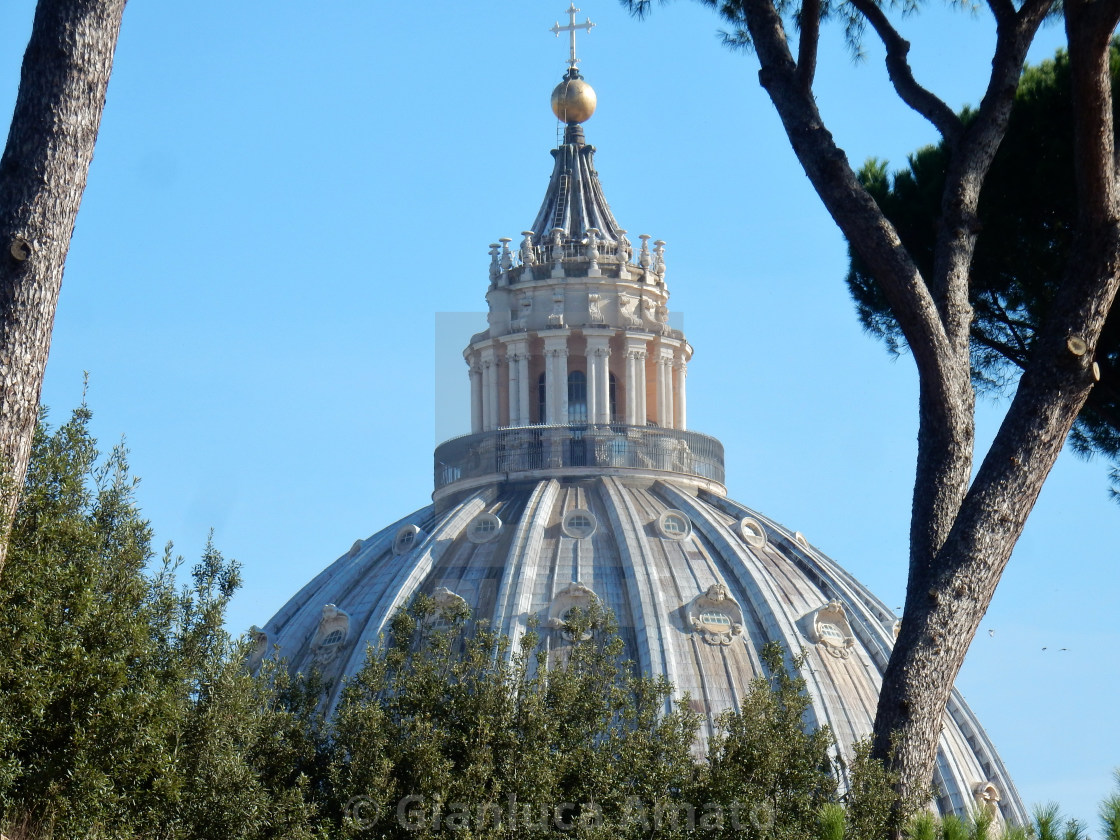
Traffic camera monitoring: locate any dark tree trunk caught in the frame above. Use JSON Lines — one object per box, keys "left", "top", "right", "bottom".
{"left": 720, "top": 0, "right": 1118, "bottom": 820}
{"left": 0, "top": 0, "right": 127, "bottom": 575}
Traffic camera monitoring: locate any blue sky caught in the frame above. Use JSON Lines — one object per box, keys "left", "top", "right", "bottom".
{"left": 2, "top": 0, "right": 1115, "bottom": 829}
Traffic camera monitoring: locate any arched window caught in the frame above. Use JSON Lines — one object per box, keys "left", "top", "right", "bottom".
{"left": 568, "top": 370, "right": 587, "bottom": 424}
{"left": 537, "top": 372, "right": 547, "bottom": 424}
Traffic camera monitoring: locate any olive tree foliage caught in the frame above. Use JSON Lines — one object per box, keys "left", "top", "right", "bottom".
{"left": 0, "top": 0, "right": 127, "bottom": 577}
{"left": 622, "top": 0, "right": 1120, "bottom": 814}
{"left": 847, "top": 45, "right": 1120, "bottom": 502}
{"left": 0, "top": 406, "right": 326, "bottom": 840}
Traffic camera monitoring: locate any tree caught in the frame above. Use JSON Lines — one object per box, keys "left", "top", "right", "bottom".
{"left": 623, "top": 0, "right": 1120, "bottom": 819}
{"left": 0, "top": 406, "right": 325, "bottom": 839}
{"left": 0, "top": 0, "right": 127, "bottom": 577}
{"left": 846, "top": 45, "right": 1120, "bottom": 502}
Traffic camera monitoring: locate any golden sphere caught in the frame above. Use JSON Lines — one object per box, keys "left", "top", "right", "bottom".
{"left": 551, "top": 77, "right": 597, "bottom": 124}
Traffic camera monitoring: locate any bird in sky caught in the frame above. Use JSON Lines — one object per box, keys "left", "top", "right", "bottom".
{"left": 988, "top": 629, "right": 995, "bottom": 638}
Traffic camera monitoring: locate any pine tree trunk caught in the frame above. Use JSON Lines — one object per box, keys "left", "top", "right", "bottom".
{"left": 0, "top": 0, "right": 127, "bottom": 576}
{"left": 728, "top": 0, "right": 1120, "bottom": 821}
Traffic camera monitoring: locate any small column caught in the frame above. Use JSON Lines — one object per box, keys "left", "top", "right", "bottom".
{"left": 586, "top": 334, "right": 611, "bottom": 424}
{"left": 623, "top": 336, "right": 648, "bottom": 426}
{"left": 674, "top": 357, "right": 687, "bottom": 430}
{"left": 507, "top": 352, "right": 521, "bottom": 426}
{"left": 517, "top": 353, "right": 530, "bottom": 426}
{"left": 503, "top": 337, "right": 529, "bottom": 427}
{"left": 480, "top": 345, "right": 498, "bottom": 431}
{"left": 469, "top": 357, "right": 483, "bottom": 434}
{"left": 587, "top": 354, "right": 600, "bottom": 427}
{"left": 543, "top": 333, "right": 570, "bottom": 425}
{"left": 656, "top": 344, "right": 675, "bottom": 428}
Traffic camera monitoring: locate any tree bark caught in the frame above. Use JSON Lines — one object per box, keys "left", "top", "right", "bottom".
{"left": 872, "top": 0, "right": 1120, "bottom": 818}
{"left": 726, "top": 0, "right": 1120, "bottom": 818}
{"left": 0, "top": 0, "right": 127, "bottom": 576}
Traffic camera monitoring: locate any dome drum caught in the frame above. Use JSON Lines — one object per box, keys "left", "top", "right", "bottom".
{"left": 433, "top": 423, "right": 726, "bottom": 507}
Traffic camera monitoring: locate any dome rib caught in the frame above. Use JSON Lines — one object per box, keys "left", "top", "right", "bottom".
{"left": 529, "top": 133, "right": 624, "bottom": 245}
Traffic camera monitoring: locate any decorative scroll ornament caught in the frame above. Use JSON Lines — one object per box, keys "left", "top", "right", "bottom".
{"left": 689, "top": 583, "right": 746, "bottom": 646}
{"left": 549, "top": 292, "right": 566, "bottom": 327}
{"left": 619, "top": 293, "right": 643, "bottom": 328}
{"left": 587, "top": 292, "right": 605, "bottom": 324}
{"left": 811, "top": 599, "right": 856, "bottom": 659}
{"left": 972, "top": 782, "right": 1001, "bottom": 818}
{"left": 313, "top": 604, "right": 351, "bottom": 666}
{"left": 512, "top": 291, "right": 533, "bottom": 332}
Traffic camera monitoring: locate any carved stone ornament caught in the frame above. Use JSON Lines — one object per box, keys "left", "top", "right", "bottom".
{"left": 619, "top": 293, "right": 643, "bottom": 328}
{"left": 587, "top": 292, "right": 605, "bottom": 324}
{"left": 428, "top": 586, "right": 469, "bottom": 627}
{"left": 811, "top": 599, "right": 856, "bottom": 659}
{"left": 546, "top": 581, "right": 600, "bottom": 640}
{"left": 972, "top": 782, "right": 1001, "bottom": 818}
{"left": 512, "top": 291, "right": 533, "bottom": 332}
{"left": 520, "top": 230, "right": 536, "bottom": 266}
{"left": 488, "top": 243, "right": 501, "bottom": 282}
{"left": 688, "top": 583, "right": 746, "bottom": 646}
{"left": 548, "top": 292, "right": 565, "bottom": 327}
{"left": 312, "top": 604, "right": 351, "bottom": 666}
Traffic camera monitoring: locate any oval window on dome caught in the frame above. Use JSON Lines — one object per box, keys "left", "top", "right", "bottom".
{"left": 393, "top": 524, "right": 421, "bottom": 555}
{"left": 468, "top": 512, "right": 503, "bottom": 544}
{"left": 562, "top": 509, "right": 597, "bottom": 539}
{"left": 657, "top": 510, "right": 692, "bottom": 540}
{"left": 739, "top": 517, "right": 767, "bottom": 548}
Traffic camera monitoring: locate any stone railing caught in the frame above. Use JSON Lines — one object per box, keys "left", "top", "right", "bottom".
{"left": 434, "top": 424, "right": 724, "bottom": 491}
{"left": 489, "top": 230, "right": 666, "bottom": 285}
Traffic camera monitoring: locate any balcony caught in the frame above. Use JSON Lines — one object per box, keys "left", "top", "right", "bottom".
{"left": 433, "top": 424, "right": 725, "bottom": 495}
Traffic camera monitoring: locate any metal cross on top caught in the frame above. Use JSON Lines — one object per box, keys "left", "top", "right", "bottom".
{"left": 551, "top": 4, "right": 596, "bottom": 70}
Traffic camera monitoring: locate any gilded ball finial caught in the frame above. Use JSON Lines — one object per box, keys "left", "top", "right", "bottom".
{"left": 551, "top": 72, "right": 597, "bottom": 124}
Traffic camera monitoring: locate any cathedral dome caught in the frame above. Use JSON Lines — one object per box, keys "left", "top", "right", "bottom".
{"left": 257, "top": 18, "right": 1027, "bottom": 827}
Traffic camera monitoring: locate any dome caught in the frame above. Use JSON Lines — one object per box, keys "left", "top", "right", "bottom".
{"left": 259, "top": 474, "right": 1026, "bottom": 823}
{"left": 258, "top": 19, "right": 1027, "bottom": 827}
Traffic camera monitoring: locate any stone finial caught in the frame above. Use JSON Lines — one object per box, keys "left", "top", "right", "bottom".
{"left": 488, "top": 243, "right": 501, "bottom": 282}
{"left": 653, "top": 240, "right": 667, "bottom": 281}
{"left": 520, "top": 231, "right": 537, "bottom": 267}
{"left": 586, "top": 227, "right": 602, "bottom": 277}
{"left": 617, "top": 229, "right": 632, "bottom": 264}
{"left": 638, "top": 234, "right": 652, "bottom": 272}
{"left": 551, "top": 226, "right": 566, "bottom": 278}
{"left": 499, "top": 238, "right": 514, "bottom": 273}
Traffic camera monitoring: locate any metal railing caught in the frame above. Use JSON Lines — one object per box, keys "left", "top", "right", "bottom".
{"left": 434, "top": 424, "right": 725, "bottom": 491}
